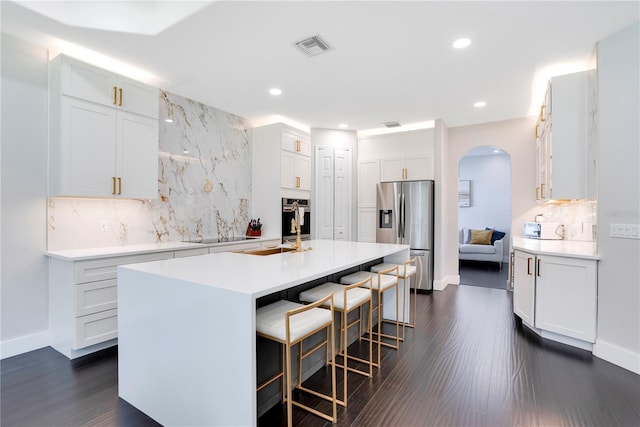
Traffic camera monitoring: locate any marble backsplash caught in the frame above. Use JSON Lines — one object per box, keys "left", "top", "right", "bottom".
{"left": 48, "top": 91, "right": 251, "bottom": 251}
{"left": 537, "top": 199, "right": 598, "bottom": 241}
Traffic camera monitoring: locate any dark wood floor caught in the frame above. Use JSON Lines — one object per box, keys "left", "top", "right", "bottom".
{"left": 2, "top": 285, "right": 639, "bottom": 426}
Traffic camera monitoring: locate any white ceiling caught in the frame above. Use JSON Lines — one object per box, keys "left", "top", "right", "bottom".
{"left": 2, "top": 1, "right": 638, "bottom": 131}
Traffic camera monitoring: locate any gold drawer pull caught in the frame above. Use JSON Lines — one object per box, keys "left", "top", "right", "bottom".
{"left": 118, "top": 177, "right": 122, "bottom": 195}
{"left": 112, "top": 177, "right": 117, "bottom": 195}
{"left": 118, "top": 88, "right": 123, "bottom": 106}
{"left": 113, "top": 87, "right": 117, "bottom": 105}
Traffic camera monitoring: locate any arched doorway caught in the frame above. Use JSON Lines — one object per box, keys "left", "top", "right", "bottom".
{"left": 457, "top": 146, "right": 512, "bottom": 289}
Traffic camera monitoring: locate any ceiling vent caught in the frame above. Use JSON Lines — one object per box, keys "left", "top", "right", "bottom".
{"left": 293, "top": 34, "right": 333, "bottom": 57}
{"left": 383, "top": 121, "right": 402, "bottom": 128}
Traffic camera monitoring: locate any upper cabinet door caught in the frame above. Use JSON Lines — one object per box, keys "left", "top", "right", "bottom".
{"left": 380, "top": 157, "right": 405, "bottom": 182}
{"left": 59, "top": 97, "right": 117, "bottom": 197}
{"left": 357, "top": 159, "right": 380, "bottom": 208}
{"left": 406, "top": 154, "right": 434, "bottom": 180}
{"left": 281, "top": 130, "right": 310, "bottom": 156}
{"left": 62, "top": 57, "right": 117, "bottom": 107}
{"left": 118, "top": 77, "right": 160, "bottom": 119}
{"left": 60, "top": 55, "right": 158, "bottom": 118}
{"left": 116, "top": 112, "right": 159, "bottom": 199}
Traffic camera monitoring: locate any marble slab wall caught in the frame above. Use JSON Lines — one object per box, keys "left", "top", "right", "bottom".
{"left": 538, "top": 199, "right": 598, "bottom": 241}
{"left": 48, "top": 91, "right": 252, "bottom": 250}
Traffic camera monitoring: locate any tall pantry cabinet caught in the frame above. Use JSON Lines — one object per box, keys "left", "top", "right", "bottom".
{"left": 48, "top": 55, "right": 159, "bottom": 199}
{"left": 315, "top": 146, "right": 353, "bottom": 240}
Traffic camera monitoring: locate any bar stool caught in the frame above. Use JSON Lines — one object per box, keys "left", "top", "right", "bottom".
{"left": 299, "top": 278, "right": 373, "bottom": 406}
{"left": 339, "top": 266, "right": 399, "bottom": 367}
{"left": 256, "top": 295, "right": 337, "bottom": 427}
{"left": 370, "top": 258, "right": 418, "bottom": 338}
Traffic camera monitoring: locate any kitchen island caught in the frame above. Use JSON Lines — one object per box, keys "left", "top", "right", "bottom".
{"left": 117, "top": 240, "right": 409, "bottom": 426}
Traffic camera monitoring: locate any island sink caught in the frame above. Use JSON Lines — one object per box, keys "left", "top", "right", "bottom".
{"left": 242, "top": 247, "right": 297, "bottom": 256}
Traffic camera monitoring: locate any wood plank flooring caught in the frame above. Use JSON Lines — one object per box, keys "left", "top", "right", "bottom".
{"left": 2, "top": 285, "right": 639, "bottom": 426}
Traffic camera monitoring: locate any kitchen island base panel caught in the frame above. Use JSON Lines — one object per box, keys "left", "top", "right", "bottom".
{"left": 117, "top": 240, "right": 409, "bottom": 426}
{"left": 118, "top": 268, "right": 256, "bottom": 427}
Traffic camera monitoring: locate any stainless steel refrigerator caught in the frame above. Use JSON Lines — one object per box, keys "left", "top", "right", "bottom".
{"left": 376, "top": 180, "right": 434, "bottom": 291}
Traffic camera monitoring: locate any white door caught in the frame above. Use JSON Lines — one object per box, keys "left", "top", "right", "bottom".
{"left": 295, "top": 155, "right": 311, "bottom": 191}
{"left": 116, "top": 111, "right": 159, "bottom": 199}
{"left": 117, "top": 77, "right": 159, "bottom": 118}
{"left": 280, "top": 152, "right": 296, "bottom": 189}
{"left": 316, "top": 147, "right": 334, "bottom": 239}
{"left": 357, "top": 159, "right": 380, "bottom": 208}
{"left": 513, "top": 250, "right": 536, "bottom": 327}
{"left": 61, "top": 56, "right": 116, "bottom": 106}
{"left": 334, "top": 147, "right": 352, "bottom": 240}
{"left": 60, "top": 97, "right": 117, "bottom": 197}
{"left": 357, "top": 208, "right": 376, "bottom": 243}
{"left": 405, "top": 154, "right": 434, "bottom": 180}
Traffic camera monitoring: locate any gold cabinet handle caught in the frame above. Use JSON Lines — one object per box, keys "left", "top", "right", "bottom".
{"left": 113, "top": 87, "right": 117, "bottom": 105}
{"left": 535, "top": 124, "right": 539, "bottom": 138}
{"left": 536, "top": 187, "right": 540, "bottom": 200}
{"left": 540, "top": 105, "right": 546, "bottom": 122}
{"left": 119, "top": 88, "right": 123, "bottom": 107}
{"left": 527, "top": 257, "right": 532, "bottom": 275}
{"left": 540, "top": 183, "right": 546, "bottom": 198}
{"left": 118, "top": 177, "right": 122, "bottom": 195}
{"left": 537, "top": 258, "right": 542, "bottom": 277}
{"left": 296, "top": 176, "right": 301, "bottom": 188}
{"left": 112, "top": 176, "right": 117, "bottom": 195}
{"left": 295, "top": 140, "right": 300, "bottom": 152}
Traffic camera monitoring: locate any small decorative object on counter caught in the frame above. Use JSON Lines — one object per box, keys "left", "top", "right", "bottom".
{"left": 246, "top": 218, "right": 262, "bottom": 236}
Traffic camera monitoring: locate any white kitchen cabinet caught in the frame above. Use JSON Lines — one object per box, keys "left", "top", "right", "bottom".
{"left": 281, "top": 151, "right": 311, "bottom": 191}
{"left": 357, "top": 207, "right": 377, "bottom": 243}
{"left": 513, "top": 249, "right": 536, "bottom": 327}
{"left": 535, "top": 255, "right": 597, "bottom": 342}
{"left": 534, "top": 70, "right": 596, "bottom": 201}
{"left": 357, "top": 159, "right": 380, "bottom": 208}
{"left": 253, "top": 123, "right": 312, "bottom": 239}
{"left": 380, "top": 154, "right": 434, "bottom": 182}
{"left": 281, "top": 128, "right": 311, "bottom": 156}
{"left": 174, "top": 247, "right": 209, "bottom": 258}
{"left": 49, "top": 54, "right": 159, "bottom": 199}
{"left": 315, "top": 146, "right": 353, "bottom": 241}
{"left": 513, "top": 249, "right": 597, "bottom": 344}
{"left": 49, "top": 251, "right": 173, "bottom": 359}
{"left": 59, "top": 54, "right": 159, "bottom": 118}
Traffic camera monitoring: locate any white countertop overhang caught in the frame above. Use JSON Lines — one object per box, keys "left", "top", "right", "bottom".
{"left": 512, "top": 236, "right": 599, "bottom": 260}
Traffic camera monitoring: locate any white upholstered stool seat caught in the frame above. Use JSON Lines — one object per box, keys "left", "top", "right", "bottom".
{"left": 371, "top": 262, "right": 417, "bottom": 278}
{"left": 257, "top": 300, "right": 333, "bottom": 343}
{"left": 299, "top": 280, "right": 373, "bottom": 406}
{"left": 299, "top": 282, "right": 370, "bottom": 311}
{"left": 339, "top": 271, "right": 397, "bottom": 291}
{"left": 256, "top": 296, "right": 337, "bottom": 426}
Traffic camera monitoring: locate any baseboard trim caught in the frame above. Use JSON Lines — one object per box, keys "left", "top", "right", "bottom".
{"left": 593, "top": 339, "right": 640, "bottom": 375}
{"left": 434, "top": 274, "right": 459, "bottom": 291}
{"left": 1, "top": 331, "right": 49, "bottom": 359}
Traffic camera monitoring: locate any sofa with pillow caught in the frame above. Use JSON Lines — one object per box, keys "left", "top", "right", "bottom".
{"left": 459, "top": 228, "right": 505, "bottom": 269}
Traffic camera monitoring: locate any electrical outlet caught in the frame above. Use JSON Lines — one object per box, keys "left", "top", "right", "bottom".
{"left": 100, "top": 220, "right": 109, "bottom": 232}
{"left": 610, "top": 223, "right": 639, "bottom": 239}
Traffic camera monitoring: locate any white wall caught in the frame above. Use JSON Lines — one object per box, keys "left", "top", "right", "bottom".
{"left": 1, "top": 34, "right": 50, "bottom": 357}
{"left": 449, "top": 117, "right": 538, "bottom": 274}
{"left": 310, "top": 128, "right": 358, "bottom": 241}
{"left": 593, "top": 22, "right": 640, "bottom": 374}
{"left": 458, "top": 153, "right": 511, "bottom": 261}
{"left": 433, "top": 120, "right": 459, "bottom": 290}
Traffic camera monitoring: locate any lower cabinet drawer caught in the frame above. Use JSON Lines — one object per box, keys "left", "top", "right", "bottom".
{"left": 75, "top": 279, "right": 117, "bottom": 316}
{"left": 74, "top": 309, "right": 117, "bottom": 350}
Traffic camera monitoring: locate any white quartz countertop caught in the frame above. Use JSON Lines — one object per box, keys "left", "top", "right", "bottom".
{"left": 44, "top": 236, "right": 280, "bottom": 261}
{"left": 512, "top": 236, "right": 599, "bottom": 260}
{"left": 119, "top": 240, "right": 409, "bottom": 298}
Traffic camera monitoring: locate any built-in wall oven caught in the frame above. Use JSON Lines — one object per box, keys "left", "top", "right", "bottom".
{"left": 282, "top": 198, "right": 311, "bottom": 243}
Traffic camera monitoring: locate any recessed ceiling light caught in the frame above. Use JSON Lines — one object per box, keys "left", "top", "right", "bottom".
{"left": 453, "top": 38, "right": 471, "bottom": 49}
{"left": 269, "top": 88, "right": 282, "bottom": 96}
{"left": 474, "top": 101, "right": 487, "bottom": 108}
{"left": 493, "top": 149, "right": 501, "bottom": 154}
{"left": 164, "top": 118, "right": 173, "bottom": 123}
{"left": 338, "top": 123, "right": 348, "bottom": 129}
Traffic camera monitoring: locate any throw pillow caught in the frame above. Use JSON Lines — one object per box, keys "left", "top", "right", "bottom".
{"left": 485, "top": 227, "right": 506, "bottom": 244}
{"left": 470, "top": 229, "right": 493, "bottom": 245}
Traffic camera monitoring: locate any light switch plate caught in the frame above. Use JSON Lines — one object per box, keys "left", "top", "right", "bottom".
{"left": 609, "top": 223, "right": 640, "bottom": 239}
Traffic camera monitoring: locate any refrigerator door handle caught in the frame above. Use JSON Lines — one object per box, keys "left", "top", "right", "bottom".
{"left": 402, "top": 193, "right": 406, "bottom": 238}
{"left": 397, "top": 194, "right": 403, "bottom": 239}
